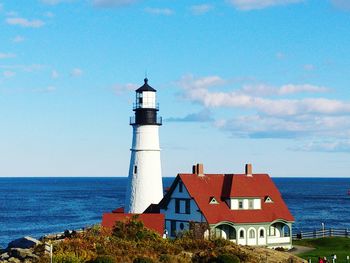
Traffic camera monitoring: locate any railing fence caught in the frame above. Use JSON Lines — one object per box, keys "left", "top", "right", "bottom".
{"left": 293, "top": 228, "right": 350, "bottom": 240}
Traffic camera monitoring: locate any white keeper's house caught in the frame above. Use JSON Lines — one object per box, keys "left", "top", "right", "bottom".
{"left": 157, "top": 163, "right": 294, "bottom": 249}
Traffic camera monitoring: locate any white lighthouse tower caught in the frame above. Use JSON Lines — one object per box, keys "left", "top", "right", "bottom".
{"left": 124, "top": 78, "right": 163, "bottom": 213}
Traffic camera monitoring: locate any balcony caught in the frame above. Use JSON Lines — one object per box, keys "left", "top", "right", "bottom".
{"left": 133, "top": 103, "right": 159, "bottom": 110}
{"left": 130, "top": 116, "right": 162, "bottom": 126}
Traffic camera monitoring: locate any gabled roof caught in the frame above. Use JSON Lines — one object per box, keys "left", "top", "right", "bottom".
{"left": 160, "top": 173, "right": 294, "bottom": 225}
{"left": 136, "top": 78, "right": 156, "bottom": 92}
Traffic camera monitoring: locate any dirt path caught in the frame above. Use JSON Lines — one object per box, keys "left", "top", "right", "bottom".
{"left": 289, "top": 245, "right": 315, "bottom": 255}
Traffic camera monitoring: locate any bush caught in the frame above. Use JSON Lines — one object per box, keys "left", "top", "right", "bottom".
{"left": 133, "top": 257, "right": 154, "bottom": 263}
{"left": 159, "top": 254, "right": 171, "bottom": 262}
{"left": 92, "top": 255, "right": 115, "bottom": 263}
{"left": 214, "top": 253, "right": 240, "bottom": 263}
{"left": 112, "top": 215, "right": 159, "bottom": 242}
{"left": 53, "top": 253, "right": 84, "bottom": 263}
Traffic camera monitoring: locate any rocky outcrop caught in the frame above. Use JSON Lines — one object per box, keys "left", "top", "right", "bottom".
{"left": 7, "top": 237, "right": 41, "bottom": 250}
{"left": 1, "top": 236, "right": 41, "bottom": 263}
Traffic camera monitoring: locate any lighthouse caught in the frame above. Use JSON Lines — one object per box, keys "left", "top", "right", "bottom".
{"left": 124, "top": 78, "right": 163, "bottom": 213}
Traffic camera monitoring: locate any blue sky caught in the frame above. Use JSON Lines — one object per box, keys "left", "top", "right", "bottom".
{"left": 0, "top": 0, "right": 349, "bottom": 177}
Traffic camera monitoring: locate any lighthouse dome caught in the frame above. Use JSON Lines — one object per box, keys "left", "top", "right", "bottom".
{"left": 136, "top": 78, "right": 156, "bottom": 92}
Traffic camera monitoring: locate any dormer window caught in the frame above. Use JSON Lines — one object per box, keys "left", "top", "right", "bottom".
{"left": 264, "top": 196, "right": 273, "bottom": 203}
{"left": 209, "top": 197, "right": 219, "bottom": 204}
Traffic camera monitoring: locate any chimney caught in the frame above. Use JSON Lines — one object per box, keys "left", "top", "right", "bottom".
{"left": 245, "top": 164, "right": 253, "bottom": 177}
{"left": 192, "top": 165, "right": 197, "bottom": 174}
{"left": 192, "top": 163, "right": 204, "bottom": 176}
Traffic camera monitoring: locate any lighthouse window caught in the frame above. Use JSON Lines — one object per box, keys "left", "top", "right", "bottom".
{"left": 134, "top": 165, "right": 137, "bottom": 174}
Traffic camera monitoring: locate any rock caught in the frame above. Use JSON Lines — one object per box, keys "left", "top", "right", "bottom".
{"left": 1, "top": 252, "right": 10, "bottom": 260}
{"left": 9, "top": 248, "right": 37, "bottom": 261}
{"left": 7, "top": 236, "right": 41, "bottom": 250}
{"left": 7, "top": 257, "right": 20, "bottom": 263}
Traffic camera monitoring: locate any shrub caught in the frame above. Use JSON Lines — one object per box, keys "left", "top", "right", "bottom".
{"left": 214, "top": 253, "right": 240, "bottom": 263}
{"left": 53, "top": 253, "right": 84, "bottom": 263}
{"left": 212, "top": 238, "right": 231, "bottom": 247}
{"left": 159, "top": 254, "right": 171, "bottom": 262}
{"left": 112, "top": 215, "right": 159, "bottom": 242}
{"left": 133, "top": 257, "right": 154, "bottom": 263}
{"left": 92, "top": 255, "right": 115, "bottom": 263}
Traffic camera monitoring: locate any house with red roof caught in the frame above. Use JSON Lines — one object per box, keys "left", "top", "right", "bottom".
{"left": 158, "top": 163, "right": 294, "bottom": 249}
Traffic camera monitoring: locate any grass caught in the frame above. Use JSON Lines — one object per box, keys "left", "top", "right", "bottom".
{"left": 294, "top": 237, "right": 350, "bottom": 262}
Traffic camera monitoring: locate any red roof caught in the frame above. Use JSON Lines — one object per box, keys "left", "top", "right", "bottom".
{"left": 165, "top": 173, "right": 294, "bottom": 224}
{"left": 101, "top": 213, "right": 165, "bottom": 235}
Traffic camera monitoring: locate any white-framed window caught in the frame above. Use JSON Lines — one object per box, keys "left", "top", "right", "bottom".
{"left": 259, "top": 229, "right": 265, "bottom": 238}
{"left": 248, "top": 199, "right": 253, "bottom": 209}
{"left": 269, "top": 226, "right": 276, "bottom": 236}
{"left": 238, "top": 200, "right": 243, "bottom": 209}
{"left": 249, "top": 229, "right": 255, "bottom": 239}
{"left": 239, "top": 230, "right": 244, "bottom": 239}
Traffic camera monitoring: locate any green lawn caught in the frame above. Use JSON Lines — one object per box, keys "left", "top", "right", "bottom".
{"left": 294, "top": 237, "right": 350, "bottom": 262}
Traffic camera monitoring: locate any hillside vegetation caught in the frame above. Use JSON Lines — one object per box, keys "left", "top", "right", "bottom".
{"left": 36, "top": 217, "right": 304, "bottom": 263}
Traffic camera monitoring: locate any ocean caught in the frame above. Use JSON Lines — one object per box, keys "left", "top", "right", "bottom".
{"left": 0, "top": 177, "right": 350, "bottom": 248}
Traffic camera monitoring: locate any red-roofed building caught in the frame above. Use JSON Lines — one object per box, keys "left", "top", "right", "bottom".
{"left": 159, "top": 163, "right": 294, "bottom": 249}
{"left": 102, "top": 213, "right": 164, "bottom": 236}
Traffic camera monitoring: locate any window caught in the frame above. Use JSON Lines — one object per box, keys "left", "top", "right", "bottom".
{"left": 282, "top": 225, "right": 290, "bottom": 237}
{"left": 249, "top": 229, "right": 255, "bottom": 239}
{"left": 259, "top": 229, "right": 264, "bottom": 238}
{"left": 185, "top": 200, "right": 190, "bottom": 214}
{"left": 209, "top": 197, "right": 219, "bottom": 204}
{"left": 248, "top": 199, "right": 254, "bottom": 209}
{"left": 175, "top": 199, "right": 180, "bottom": 213}
{"left": 179, "top": 181, "right": 183, "bottom": 193}
{"left": 238, "top": 200, "right": 243, "bottom": 209}
{"left": 170, "top": 221, "right": 176, "bottom": 237}
{"left": 239, "top": 230, "right": 244, "bottom": 239}
{"left": 134, "top": 165, "right": 137, "bottom": 174}
{"left": 175, "top": 199, "right": 190, "bottom": 214}
{"left": 180, "top": 223, "right": 184, "bottom": 230}
{"left": 269, "top": 226, "right": 276, "bottom": 236}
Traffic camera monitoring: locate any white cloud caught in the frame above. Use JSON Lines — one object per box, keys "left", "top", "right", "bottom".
{"left": 177, "top": 75, "right": 350, "bottom": 142}
{"left": 227, "top": 0, "right": 304, "bottom": 10}
{"left": 0, "top": 64, "right": 44, "bottom": 72}
{"left": 190, "top": 4, "right": 213, "bottom": 15}
{"left": 3, "top": 70, "right": 16, "bottom": 78}
{"left": 144, "top": 7, "right": 174, "bottom": 16}
{"left": 293, "top": 140, "right": 350, "bottom": 153}
{"left": 6, "top": 11, "right": 18, "bottom": 17}
{"left": 113, "top": 83, "right": 138, "bottom": 95}
{"left": 70, "top": 68, "right": 83, "bottom": 77}
{"left": 44, "top": 12, "right": 55, "bottom": 18}
{"left": 12, "top": 36, "right": 25, "bottom": 43}
{"left": 6, "top": 17, "right": 45, "bottom": 28}
{"left": 51, "top": 70, "right": 59, "bottom": 79}
{"left": 303, "top": 64, "right": 315, "bottom": 71}
{"left": 92, "top": 0, "right": 138, "bottom": 8}
{"left": 331, "top": 0, "right": 350, "bottom": 11}
{"left": 41, "top": 0, "right": 74, "bottom": 5}
{"left": 0, "top": 53, "right": 16, "bottom": 59}
{"left": 240, "top": 84, "right": 328, "bottom": 96}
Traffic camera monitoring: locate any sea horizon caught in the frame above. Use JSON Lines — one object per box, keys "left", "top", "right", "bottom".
{"left": 1, "top": 177, "right": 350, "bottom": 248}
